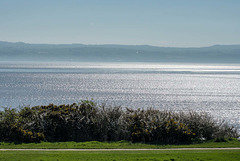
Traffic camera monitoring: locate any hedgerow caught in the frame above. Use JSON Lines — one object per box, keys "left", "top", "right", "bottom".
{"left": 0, "top": 100, "right": 238, "bottom": 143}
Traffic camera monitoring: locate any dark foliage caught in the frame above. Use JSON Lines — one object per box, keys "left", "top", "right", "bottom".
{"left": 0, "top": 101, "right": 238, "bottom": 143}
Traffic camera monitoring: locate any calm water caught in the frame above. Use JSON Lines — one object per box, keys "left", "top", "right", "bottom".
{"left": 0, "top": 62, "right": 240, "bottom": 127}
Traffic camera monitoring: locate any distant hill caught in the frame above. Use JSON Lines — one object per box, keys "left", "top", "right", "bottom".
{"left": 0, "top": 41, "right": 240, "bottom": 63}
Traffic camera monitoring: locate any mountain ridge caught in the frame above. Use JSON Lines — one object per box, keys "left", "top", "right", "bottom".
{"left": 0, "top": 41, "right": 240, "bottom": 63}
{"left": 1, "top": 40, "right": 240, "bottom": 48}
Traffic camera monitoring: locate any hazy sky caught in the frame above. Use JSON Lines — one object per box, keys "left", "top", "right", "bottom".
{"left": 0, "top": 0, "right": 239, "bottom": 47}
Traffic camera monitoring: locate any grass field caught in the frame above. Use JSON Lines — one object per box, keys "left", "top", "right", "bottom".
{"left": 1, "top": 139, "right": 240, "bottom": 161}
{"left": 1, "top": 139, "right": 240, "bottom": 149}
{"left": 0, "top": 150, "right": 240, "bottom": 161}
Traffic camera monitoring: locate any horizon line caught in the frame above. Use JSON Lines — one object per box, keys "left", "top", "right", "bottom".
{"left": 1, "top": 40, "right": 240, "bottom": 48}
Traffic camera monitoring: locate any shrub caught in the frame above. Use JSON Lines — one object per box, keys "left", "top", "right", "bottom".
{"left": 0, "top": 107, "right": 45, "bottom": 142}
{"left": 0, "top": 101, "right": 238, "bottom": 143}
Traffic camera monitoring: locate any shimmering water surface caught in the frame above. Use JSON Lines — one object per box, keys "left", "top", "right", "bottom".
{"left": 0, "top": 62, "right": 240, "bottom": 127}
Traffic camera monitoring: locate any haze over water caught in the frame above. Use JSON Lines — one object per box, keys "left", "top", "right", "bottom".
{"left": 0, "top": 62, "right": 240, "bottom": 128}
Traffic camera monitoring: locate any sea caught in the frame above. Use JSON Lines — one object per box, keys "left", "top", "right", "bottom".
{"left": 0, "top": 61, "right": 240, "bottom": 128}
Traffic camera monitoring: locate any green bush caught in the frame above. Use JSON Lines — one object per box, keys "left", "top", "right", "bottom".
{"left": 0, "top": 108, "right": 44, "bottom": 142}
{"left": 0, "top": 101, "right": 238, "bottom": 143}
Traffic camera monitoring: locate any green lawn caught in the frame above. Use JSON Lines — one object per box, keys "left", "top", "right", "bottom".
{"left": 1, "top": 139, "right": 240, "bottom": 149}
{"left": 0, "top": 150, "right": 240, "bottom": 161}
{"left": 1, "top": 140, "right": 240, "bottom": 161}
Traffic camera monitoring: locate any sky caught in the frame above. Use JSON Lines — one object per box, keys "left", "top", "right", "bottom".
{"left": 0, "top": 0, "right": 240, "bottom": 47}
